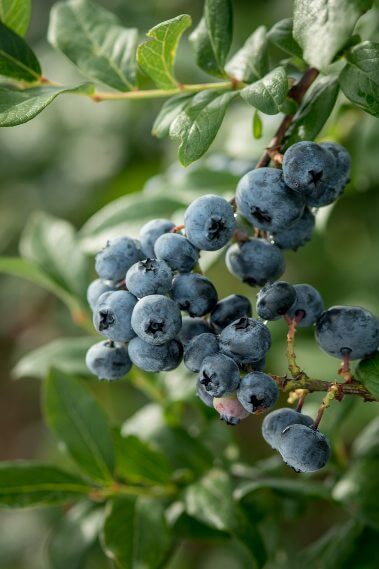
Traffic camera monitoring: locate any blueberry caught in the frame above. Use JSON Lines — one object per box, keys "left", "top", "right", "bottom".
{"left": 226, "top": 239, "right": 285, "bottom": 287}
{"left": 184, "top": 333, "right": 220, "bottom": 372}
{"left": 93, "top": 290, "right": 137, "bottom": 342}
{"left": 237, "top": 371, "right": 278, "bottom": 414}
{"left": 199, "top": 353, "right": 240, "bottom": 397}
{"left": 213, "top": 392, "right": 250, "bottom": 425}
{"left": 271, "top": 207, "right": 315, "bottom": 251}
{"left": 278, "top": 424, "right": 331, "bottom": 473}
{"left": 286, "top": 284, "right": 324, "bottom": 327}
{"left": 315, "top": 306, "right": 379, "bottom": 360}
{"left": 128, "top": 336, "right": 183, "bottom": 372}
{"left": 87, "top": 279, "right": 115, "bottom": 311}
{"left": 131, "top": 294, "right": 182, "bottom": 345}
{"left": 256, "top": 281, "right": 297, "bottom": 321}
{"left": 196, "top": 378, "right": 214, "bottom": 408}
{"left": 125, "top": 258, "right": 172, "bottom": 298}
{"left": 262, "top": 408, "right": 313, "bottom": 450}
{"left": 85, "top": 340, "right": 132, "bottom": 380}
{"left": 139, "top": 218, "right": 175, "bottom": 258}
{"left": 154, "top": 233, "right": 199, "bottom": 273}
{"left": 236, "top": 167, "right": 305, "bottom": 232}
{"left": 210, "top": 294, "right": 252, "bottom": 333}
{"left": 95, "top": 237, "right": 143, "bottom": 282}
{"left": 220, "top": 316, "right": 271, "bottom": 365}
{"left": 172, "top": 273, "right": 218, "bottom": 317}
{"left": 178, "top": 317, "right": 215, "bottom": 345}
{"left": 320, "top": 142, "right": 351, "bottom": 183}
{"left": 184, "top": 194, "right": 236, "bottom": 251}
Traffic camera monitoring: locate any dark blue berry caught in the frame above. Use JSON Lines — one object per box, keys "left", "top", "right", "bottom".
{"left": 85, "top": 340, "right": 131, "bottom": 380}
{"left": 196, "top": 378, "right": 214, "bottom": 408}
{"left": 154, "top": 233, "right": 199, "bottom": 273}
{"left": 95, "top": 237, "right": 143, "bottom": 282}
{"left": 256, "top": 281, "right": 297, "bottom": 321}
{"left": 226, "top": 238, "right": 285, "bottom": 287}
{"left": 262, "top": 408, "right": 313, "bottom": 450}
{"left": 220, "top": 316, "right": 271, "bottom": 365}
{"left": 125, "top": 258, "right": 172, "bottom": 298}
{"left": 128, "top": 336, "right": 183, "bottom": 371}
{"left": 271, "top": 207, "right": 315, "bottom": 251}
{"left": 184, "top": 194, "right": 236, "bottom": 251}
{"left": 210, "top": 294, "right": 252, "bottom": 333}
{"left": 237, "top": 371, "right": 278, "bottom": 414}
{"left": 178, "top": 317, "right": 215, "bottom": 345}
{"left": 172, "top": 273, "right": 218, "bottom": 317}
{"left": 139, "top": 218, "right": 175, "bottom": 258}
{"left": 199, "top": 353, "right": 240, "bottom": 397}
{"left": 279, "top": 424, "right": 331, "bottom": 473}
{"left": 93, "top": 290, "right": 137, "bottom": 342}
{"left": 131, "top": 294, "right": 182, "bottom": 345}
{"left": 184, "top": 333, "right": 220, "bottom": 372}
{"left": 286, "top": 284, "right": 323, "bottom": 327}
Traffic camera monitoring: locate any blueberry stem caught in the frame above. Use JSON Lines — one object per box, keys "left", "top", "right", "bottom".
{"left": 338, "top": 351, "right": 353, "bottom": 383}
{"left": 170, "top": 224, "right": 185, "bottom": 234}
{"left": 270, "top": 374, "right": 376, "bottom": 402}
{"left": 286, "top": 315, "right": 304, "bottom": 379}
{"left": 312, "top": 383, "right": 339, "bottom": 429}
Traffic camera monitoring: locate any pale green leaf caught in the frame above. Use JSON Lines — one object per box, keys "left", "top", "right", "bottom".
{"left": 0, "top": 0, "right": 31, "bottom": 36}
{"left": 0, "top": 21, "right": 40, "bottom": 82}
{"left": 252, "top": 110, "right": 262, "bottom": 139}
{"left": 226, "top": 26, "right": 269, "bottom": 83}
{"left": 267, "top": 18, "right": 303, "bottom": 58}
{"left": 355, "top": 350, "right": 379, "bottom": 398}
{"left": 152, "top": 93, "right": 193, "bottom": 138}
{"left": 241, "top": 66, "right": 288, "bottom": 114}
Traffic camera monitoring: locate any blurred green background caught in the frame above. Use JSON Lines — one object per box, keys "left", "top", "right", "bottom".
{"left": 0, "top": 0, "right": 378, "bottom": 567}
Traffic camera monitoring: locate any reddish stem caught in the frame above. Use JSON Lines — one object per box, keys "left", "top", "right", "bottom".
{"left": 170, "top": 224, "right": 185, "bottom": 233}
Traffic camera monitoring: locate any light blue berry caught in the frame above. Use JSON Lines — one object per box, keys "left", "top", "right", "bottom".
{"left": 93, "top": 290, "right": 137, "bottom": 342}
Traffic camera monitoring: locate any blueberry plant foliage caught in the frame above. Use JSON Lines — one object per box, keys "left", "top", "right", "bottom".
{"left": 0, "top": 0, "right": 379, "bottom": 568}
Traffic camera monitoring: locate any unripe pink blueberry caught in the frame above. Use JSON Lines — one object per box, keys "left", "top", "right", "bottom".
{"left": 213, "top": 392, "right": 249, "bottom": 426}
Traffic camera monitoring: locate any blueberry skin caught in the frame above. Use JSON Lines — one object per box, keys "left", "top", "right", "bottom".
{"left": 196, "top": 378, "right": 214, "bottom": 408}
{"left": 184, "top": 194, "right": 236, "bottom": 251}
{"left": 199, "top": 353, "right": 240, "bottom": 398}
{"left": 262, "top": 408, "right": 313, "bottom": 450}
{"left": 128, "top": 336, "right": 183, "bottom": 372}
{"left": 210, "top": 294, "right": 252, "bottom": 333}
{"left": 131, "top": 294, "right": 182, "bottom": 345}
{"left": 184, "top": 333, "right": 220, "bottom": 372}
{"left": 236, "top": 167, "right": 305, "bottom": 232}
{"left": 172, "top": 273, "right": 218, "bottom": 317}
{"left": 226, "top": 239, "right": 285, "bottom": 287}
{"left": 213, "top": 392, "right": 250, "bottom": 425}
{"left": 95, "top": 237, "right": 143, "bottom": 282}
{"left": 271, "top": 207, "right": 315, "bottom": 251}
{"left": 87, "top": 279, "right": 115, "bottom": 311}
{"left": 286, "top": 284, "right": 324, "bottom": 327}
{"left": 85, "top": 341, "right": 132, "bottom": 380}
{"left": 220, "top": 316, "right": 271, "bottom": 365}
{"left": 139, "top": 218, "right": 175, "bottom": 258}
{"left": 154, "top": 233, "right": 199, "bottom": 273}
{"left": 315, "top": 305, "right": 379, "bottom": 360}
{"left": 93, "top": 291, "right": 137, "bottom": 342}
{"left": 256, "top": 281, "right": 297, "bottom": 321}
{"left": 237, "top": 371, "right": 278, "bottom": 414}
{"left": 279, "top": 424, "right": 331, "bottom": 473}
{"left": 125, "top": 258, "right": 172, "bottom": 298}
{"left": 320, "top": 142, "right": 351, "bottom": 183}
{"left": 178, "top": 317, "right": 215, "bottom": 345}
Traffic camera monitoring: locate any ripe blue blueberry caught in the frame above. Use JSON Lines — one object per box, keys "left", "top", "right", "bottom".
{"left": 178, "top": 317, "right": 215, "bottom": 345}
{"left": 213, "top": 392, "right": 250, "bottom": 425}
{"left": 210, "top": 294, "right": 252, "bottom": 333}
{"left": 131, "top": 294, "right": 182, "bottom": 345}
{"left": 256, "top": 281, "right": 297, "bottom": 321}
{"left": 95, "top": 237, "right": 143, "bottom": 282}
{"left": 271, "top": 207, "right": 315, "bottom": 251}
{"left": 315, "top": 305, "right": 379, "bottom": 360}
{"left": 85, "top": 340, "right": 132, "bottom": 381}
{"left": 184, "top": 333, "right": 220, "bottom": 372}
{"left": 128, "top": 336, "right": 183, "bottom": 372}
{"left": 125, "top": 258, "right": 172, "bottom": 298}
{"left": 87, "top": 279, "right": 115, "bottom": 311}
{"left": 199, "top": 353, "right": 240, "bottom": 397}
{"left": 172, "top": 273, "right": 218, "bottom": 317}
{"left": 320, "top": 142, "right": 351, "bottom": 183}
{"left": 220, "top": 316, "right": 271, "bottom": 365}
{"left": 139, "top": 218, "right": 175, "bottom": 258}
{"left": 236, "top": 167, "right": 305, "bottom": 232}
{"left": 237, "top": 371, "right": 278, "bottom": 414}
{"left": 262, "top": 408, "right": 313, "bottom": 450}
{"left": 93, "top": 290, "right": 137, "bottom": 342}
{"left": 184, "top": 194, "right": 236, "bottom": 251}
{"left": 196, "top": 378, "right": 214, "bottom": 408}
{"left": 154, "top": 233, "right": 199, "bottom": 273}
{"left": 286, "top": 284, "right": 324, "bottom": 327}
{"left": 226, "top": 238, "right": 285, "bottom": 286}
{"left": 279, "top": 424, "right": 331, "bottom": 473}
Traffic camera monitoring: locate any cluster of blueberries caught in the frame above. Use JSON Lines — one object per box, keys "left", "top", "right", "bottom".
{"left": 85, "top": 140, "right": 379, "bottom": 473}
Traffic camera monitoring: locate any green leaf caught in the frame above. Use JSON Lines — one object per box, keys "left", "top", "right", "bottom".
{"left": 0, "top": 0, "right": 31, "bottom": 36}
{"left": 172, "top": 511, "right": 229, "bottom": 541}
{"left": 137, "top": 15, "right": 191, "bottom": 90}
{"left": 339, "top": 41, "right": 379, "bottom": 117}
{"left": 48, "top": 502, "right": 103, "bottom": 569}
{"left": 252, "top": 110, "right": 262, "bottom": 139}
{"left": 20, "top": 212, "right": 88, "bottom": 301}
{"left": 0, "top": 461, "right": 91, "bottom": 507}
{"left": 152, "top": 93, "right": 193, "bottom": 138}
{"left": 101, "top": 496, "right": 172, "bottom": 569}
{"left": 48, "top": 0, "right": 138, "bottom": 91}
{"left": 226, "top": 26, "right": 269, "bottom": 83}
{"left": 170, "top": 89, "right": 237, "bottom": 166}
{"left": 43, "top": 369, "right": 115, "bottom": 483}
{"left": 235, "top": 478, "right": 332, "bottom": 502}
{"left": 352, "top": 417, "right": 379, "bottom": 459}
{"left": 241, "top": 66, "right": 288, "bottom": 114}
{"left": 284, "top": 76, "right": 339, "bottom": 147}
{"left": 0, "top": 21, "right": 40, "bottom": 82}
{"left": 113, "top": 432, "right": 172, "bottom": 485}
{"left": 355, "top": 351, "right": 379, "bottom": 398}
{"left": 190, "top": 0, "right": 233, "bottom": 78}
{"left": 13, "top": 337, "right": 95, "bottom": 380}
{"left": 0, "top": 82, "right": 94, "bottom": 127}
{"left": 267, "top": 18, "right": 302, "bottom": 58}
{"left": 293, "top": 0, "right": 373, "bottom": 70}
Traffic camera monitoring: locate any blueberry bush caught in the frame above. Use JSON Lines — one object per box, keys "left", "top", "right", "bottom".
{"left": 0, "top": 0, "right": 379, "bottom": 567}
